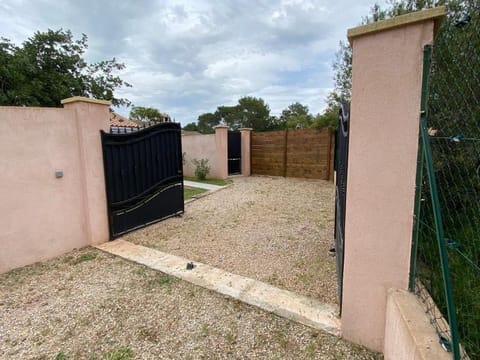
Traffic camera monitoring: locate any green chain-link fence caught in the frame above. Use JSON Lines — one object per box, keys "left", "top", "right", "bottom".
{"left": 410, "top": 2, "right": 480, "bottom": 359}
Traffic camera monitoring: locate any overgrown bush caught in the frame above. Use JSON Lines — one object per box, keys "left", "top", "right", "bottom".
{"left": 192, "top": 158, "right": 210, "bottom": 180}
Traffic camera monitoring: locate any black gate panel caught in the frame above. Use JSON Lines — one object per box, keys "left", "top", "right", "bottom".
{"left": 334, "top": 102, "right": 350, "bottom": 312}
{"left": 228, "top": 131, "right": 241, "bottom": 175}
{"left": 101, "top": 122, "right": 184, "bottom": 238}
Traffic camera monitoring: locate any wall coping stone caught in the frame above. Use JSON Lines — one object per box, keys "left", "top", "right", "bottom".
{"left": 61, "top": 96, "right": 111, "bottom": 106}
{"left": 348, "top": 6, "right": 445, "bottom": 44}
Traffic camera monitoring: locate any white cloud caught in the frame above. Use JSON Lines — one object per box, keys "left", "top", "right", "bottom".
{"left": 0, "top": 0, "right": 388, "bottom": 124}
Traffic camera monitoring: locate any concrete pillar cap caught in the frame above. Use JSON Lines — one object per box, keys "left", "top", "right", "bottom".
{"left": 61, "top": 96, "right": 111, "bottom": 106}
{"left": 347, "top": 6, "right": 445, "bottom": 45}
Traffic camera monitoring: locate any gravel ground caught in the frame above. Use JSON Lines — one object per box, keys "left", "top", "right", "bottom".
{"left": 124, "top": 176, "right": 337, "bottom": 304}
{"left": 0, "top": 248, "right": 382, "bottom": 359}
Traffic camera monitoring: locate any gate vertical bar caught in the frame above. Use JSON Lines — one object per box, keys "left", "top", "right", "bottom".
{"left": 334, "top": 102, "right": 350, "bottom": 313}
{"left": 100, "top": 130, "right": 114, "bottom": 239}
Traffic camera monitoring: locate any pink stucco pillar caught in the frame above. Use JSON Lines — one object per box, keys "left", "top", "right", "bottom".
{"left": 61, "top": 97, "right": 111, "bottom": 245}
{"left": 341, "top": 8, "right": 445, "bottom": 352}
{"left": 240, "top": 128, "right": 252, "bottom": 176}
{"left": 214, "top": 125, "right": 229, "bottom": 180}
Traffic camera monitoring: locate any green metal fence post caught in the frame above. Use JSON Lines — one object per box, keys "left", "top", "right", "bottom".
{"left": 420, "top": 115, "right": 461, "bottom": 360}
{"left": 409, "top": 45, "right": 431, "bottom": 291}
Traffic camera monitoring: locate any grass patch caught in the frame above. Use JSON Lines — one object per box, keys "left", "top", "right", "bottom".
{"left": 146, "top": 274, "right": 175, "bottom": 288}
{"left": 70, "top": 252, "right": 97, "bottom": 265}
{"left": 184, "top": 186, "right": 207, "bottom": 200}
{"left": 156, "top": 275, "right": 175, "bottom": 286}
{"left": 184, "top": 176, "right": 231, "bottom": 186}
{"left": 55, "top": 352, "right": 66, "bottom": 360}
{"left": 102, "top": 347, "right": 133, "bottom": 360}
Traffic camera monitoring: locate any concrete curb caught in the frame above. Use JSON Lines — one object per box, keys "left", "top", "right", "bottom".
{"left": 184, "top": 182, "right": 234, "bottom": 205}
{"left": 184, "top": 180, "right": 223, "bottom": 191}
{"left": 96, "top": 239, "right": 341, "bottom": 337}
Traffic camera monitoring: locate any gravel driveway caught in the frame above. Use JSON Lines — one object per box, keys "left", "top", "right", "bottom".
{"left": 124, "top": 176, "right": 337, "bottom": 304}
{"left": 0, "top": 176, "right": 384, "bottom": 359}
{"left": 0, "top": 248, "right": 382, "bottom": 359}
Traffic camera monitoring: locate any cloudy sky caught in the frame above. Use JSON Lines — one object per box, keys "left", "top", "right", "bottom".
{"left": 1, "top": 0, "right": 386, "bottom": 125}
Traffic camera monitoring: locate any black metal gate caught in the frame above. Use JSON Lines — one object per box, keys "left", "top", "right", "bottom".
{"left": 334, "top": 102, "right": 350, "bottom": 312}
{"left": 228, "top": 131, "right": 241, "bottom": 175}
{"left": 101, "top": 122, "right": 184, "bottom": 239}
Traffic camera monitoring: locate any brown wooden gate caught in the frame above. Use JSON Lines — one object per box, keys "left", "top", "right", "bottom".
{"left": 251, "top": 128, "right": 334, "bottom": 180}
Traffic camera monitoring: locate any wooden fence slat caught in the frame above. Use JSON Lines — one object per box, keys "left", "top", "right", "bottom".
{"left": 251, "top": 128, "right": 334, "bottom": 180}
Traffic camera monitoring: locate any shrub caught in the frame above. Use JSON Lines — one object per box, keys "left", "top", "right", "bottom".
{"left": 192, "top": 158, "right": 210, "bottom": 180}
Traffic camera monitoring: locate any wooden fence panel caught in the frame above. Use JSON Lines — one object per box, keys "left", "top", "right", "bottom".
{"left": 251, "top": 128, "right": 334, "bottom": 180}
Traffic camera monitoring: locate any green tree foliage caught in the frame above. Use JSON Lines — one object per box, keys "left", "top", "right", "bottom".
{"left": 195, "top": 96, "right": 273, "bottom": 133}
{"left": 332, "top": 41, "right": 352, "bottom": 103}
{"left": 129, "top": 106, "right": 169, "bottom": 123}
{"left": 0, "top": 29, "right": 131, "bottom": 107}
{"left": 216, "top": 104, "right": 239, "bottom": 128}
{"left": 236, "top": 96, "right": 271, "bottom": 131}
{"left": 312, "top": 93, "right": 340, "bottom": 130}
{"left": 183, "top": 122, "right": 199, "bottom": 132}
{"left": 197, "top": 112, "right": 220, "bottom": 133}
{"left": 278, "top": 102, "right": 313, "bottom": 129}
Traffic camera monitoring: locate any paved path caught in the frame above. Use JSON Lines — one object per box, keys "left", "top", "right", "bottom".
{"left": 96, "top": 239, "right": 341, "bottom": 337}
{"left": 184, "top": 180, "right": 223, "bottom": 191}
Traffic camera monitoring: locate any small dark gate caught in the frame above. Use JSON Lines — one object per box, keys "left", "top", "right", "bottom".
{"left": 101, "top": 122, "right": 184, "bottom": 239}
{"left": 334, "top": 102, "right": 350, "bottom": 312}
{"left": 228, "top": 131, "right": 241, "bottom": 175}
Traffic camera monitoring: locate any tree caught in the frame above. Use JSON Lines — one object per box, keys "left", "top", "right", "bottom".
{"left": 216, "top": 104, "right": 240, "bottom": 129}
{"left": 197, "top": 112, "right": 220, "bottom": 133}
{"left": 266, "top": 115, "right": 285, "bottom": 130}
{"left": 196, "top": 96, "right": 274, "bottom": 133}
{"left": 183, "top": 122, "right": 199, "bottom": 132}
{"left": 312, "top": 93, "right": 340, "bottom": 130}
{"left": 332, "top": 41, "right": 352, "bottom": 103}
{"left": 236, "top": 96, "right": 271, "bottom": 131}
{"left": 130, "top": 106, "right": 169, "bottom": 123}
{"left": 0, "top": 29, "right": 131, "bottom": 107}
{"left": 279, "top": 102, "right": 313, "bottom": 129}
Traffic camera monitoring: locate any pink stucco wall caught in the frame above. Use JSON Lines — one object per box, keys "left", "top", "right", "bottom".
{"left": 182, "top": 126, "right": 228, "bottom": 179}
{"left": 214, "top": 126, "right": 228, "bottom": 179}
{"left": 0, "top": 98, "right": 110, "bottom": 273}
{"left": 182, "top": 133, "right": 219, "bottom": 178}
{"left": 240, "top": 128, "right": 252, "bottom": 176}
{"left": 341, "top": 20, "right": 436, "bottom": 351}
{"left": 384, "top": 288, "right": 451, "bottom": 360}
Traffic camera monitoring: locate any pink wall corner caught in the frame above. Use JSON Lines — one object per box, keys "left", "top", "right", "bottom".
{"left": 62, "top": 98, "right": 110, "bottom": 245}
{"left": 240, "top": 128, "right": 252, "bottom": 176}
{"left": 181, "top": 134, "right": 218, "bottom": 178}
{"left": 0, "top": 107, "right": 87, "bottom": 272}
{"left": 214, "top": 126, "right": 229, "bottom": 179}
{"left": 341, "top": 21, "right": 435, "bottom": 351}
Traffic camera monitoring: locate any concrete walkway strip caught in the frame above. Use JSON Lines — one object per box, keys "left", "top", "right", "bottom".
{"left": 183, "top": 180, "right": 223, "bottom": 191}
{"left": 95, "top": 240, "right": 341, "bottom": 337}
